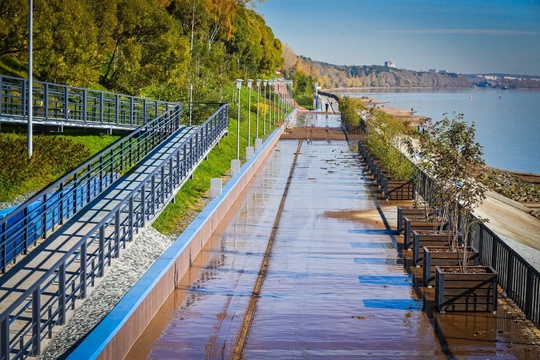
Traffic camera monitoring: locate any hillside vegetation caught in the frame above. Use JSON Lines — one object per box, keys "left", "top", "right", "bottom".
{"left": 0, "top": 0, "right": 283, "bottom": 102}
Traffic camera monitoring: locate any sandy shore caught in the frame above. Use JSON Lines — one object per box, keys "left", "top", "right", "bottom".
{"left": 360, "top": 97, "right": 429, "bottom": 128}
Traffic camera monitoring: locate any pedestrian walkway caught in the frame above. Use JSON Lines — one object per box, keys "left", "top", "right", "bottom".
{"left": 0, "top": 125, "right": 200, "bottom": 358}
{"left": 127, "top": 114, "right": 540, "bottom": 359}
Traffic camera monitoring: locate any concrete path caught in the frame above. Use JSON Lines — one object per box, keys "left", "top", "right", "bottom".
{"left": 128, "top": 114, "right": 540, "bottom": 359}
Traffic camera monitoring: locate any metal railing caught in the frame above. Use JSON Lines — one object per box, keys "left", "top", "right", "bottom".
{"left": 0, "top": 103, "right": 229, "bottom": 360}
{"left": 416, "top": 170, "right": 540, "bottom": 328}
{"left": 0, "top": 103, "right": 188, "bottom": 274}
{"left": 0, "top": 75, "right": 175, "bottom": 129}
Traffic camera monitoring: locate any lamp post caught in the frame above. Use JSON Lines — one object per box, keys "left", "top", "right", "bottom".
{"left": 268, "top": 81, "right": 273, "bottom": 128}
{"left": 247, "top": 79, "right": 253, "bottom": 146}
{"left": 273, "top": 80, "right": 277, "bottom": 125}
{"left": 189, "top": 83, "right": 193, "bottom": 126}
{"left": 263, "top": 80, "right": 268, "bottom": 135}
{"left": 235, "top": 79, "right": 243, "bottom": 160}
{"left": 28, "top": 0, "right": 33, "bottom": 159}
{"left": 256, "top": 79, "right": 261, "bottom": 139}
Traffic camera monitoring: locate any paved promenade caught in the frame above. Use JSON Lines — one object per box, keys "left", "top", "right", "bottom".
{"left": 127, "top": 114, "right": 540, "bottom": 359}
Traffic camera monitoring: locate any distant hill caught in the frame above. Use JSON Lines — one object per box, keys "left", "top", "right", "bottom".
{"left": 299, "top": 57, "right": 471, "bottom": 89}
{"left": 282, "top": 49, "right": 540, "bottom": 89}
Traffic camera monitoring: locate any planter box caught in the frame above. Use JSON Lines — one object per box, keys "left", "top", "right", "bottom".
{"left": 435, "top": 265, "right": 497, "bottom": 313}
{"left": 412, "top": 230, "right": 454, "bottom": 267}
{"left": 385, "top": 180, "right": 415, "bottom": 200}
{"left": 423, "top": 246, "right": 479, "bottom": 287}
{"left": 403, "top": 217, "right": 445, "bottom": 250}
{"left": 396, "top": 206, "right": 434, "bottom": 233}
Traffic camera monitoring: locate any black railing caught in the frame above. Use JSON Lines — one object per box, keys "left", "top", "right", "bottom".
{"left": 416, "top": 170, "right": 540, "bottom": 328}
{"left": 0, "top": 105, "right": 186, "bottom": 274}
{"left": 0, "top": 103, "right": 229, "bottom": 360}
{"left": 0, "top": 75, "right": 175, "bottom": 129}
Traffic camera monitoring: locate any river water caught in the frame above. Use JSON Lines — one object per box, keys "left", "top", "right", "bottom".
{"left": 127, "top": 114, "right": 540, "bottom": 359}
{"left": 335, "top": 88, "right": 540, "bottom": 174}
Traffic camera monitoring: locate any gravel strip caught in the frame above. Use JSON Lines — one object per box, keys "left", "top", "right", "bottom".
{"left": 39, "top": 226, "right": 174, "bottom": 359}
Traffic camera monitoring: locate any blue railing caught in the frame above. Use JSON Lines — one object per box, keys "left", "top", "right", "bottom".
{"left": 0, "top": 75, "right": 176, "bottom": 129}
{"left": 0, "top": 104, "right": 185, "bottom": 274}
{"left": 0, "top": 103, "right": 229, "bottom": 360}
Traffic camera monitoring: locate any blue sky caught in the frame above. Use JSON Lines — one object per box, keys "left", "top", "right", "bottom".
{"left": 256, "top": 0, "right": 540, "bottom": 76}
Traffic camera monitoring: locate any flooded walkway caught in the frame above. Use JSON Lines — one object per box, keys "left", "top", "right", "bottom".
{"left": 127, "top": 114, "right": 540, "bottom": 359}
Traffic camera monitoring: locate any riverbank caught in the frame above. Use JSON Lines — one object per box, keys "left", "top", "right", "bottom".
{"left": 355, "top": 95, "right": 540, "bottom": 219}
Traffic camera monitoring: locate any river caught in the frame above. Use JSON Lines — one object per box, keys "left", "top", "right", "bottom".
{"left": 334, "top": 88, "right": 540, "bottom": 174}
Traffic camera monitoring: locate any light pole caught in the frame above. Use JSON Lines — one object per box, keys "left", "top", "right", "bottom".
{"left": 263, "top": 80, "right": 268, "bottom": 135}
{"left": 256, "top": 79, "right": 261, "bottom": 139}
{"left": 247, "top": 79, "right": 253, "bottom": 146}
{"left": 235, "top": 79, "right": 243, "bottom": 160}
{"left": 269, "top": 80, "right": 274, "bottom": 127}
{"left": 28, "top": 0, "right": 33, "bottom": 159}
{"left": 189, "top": 83, "right": 193, "bottom": 126}
{"left": 273, "top": 80, "right": 277, "bottom": 125}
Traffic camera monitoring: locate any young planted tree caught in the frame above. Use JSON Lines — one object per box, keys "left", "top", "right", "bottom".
{"left": 416, "top": 113, "right": 487, "bottom": 270}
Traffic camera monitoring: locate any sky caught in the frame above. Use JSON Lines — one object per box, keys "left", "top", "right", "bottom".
{"left": 256, "top": 0, "right": 540, "bottom": 76}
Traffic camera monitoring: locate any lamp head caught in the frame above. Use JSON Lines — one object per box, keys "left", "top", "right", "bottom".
{"left": 247, "top": 79, "right": 253, "bottom": 88}
{"left": 235, "top": 79, "right": 243, "bottom": 89}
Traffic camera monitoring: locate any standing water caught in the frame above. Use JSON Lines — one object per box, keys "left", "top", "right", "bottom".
{"left": 127, "top": 114, "right": 539, "bottom": 359}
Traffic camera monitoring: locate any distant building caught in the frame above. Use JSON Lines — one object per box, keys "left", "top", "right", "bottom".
{"left": 384, "top": 61, "right": 395, "bottom": 68}
{"left": 439, "top": 70, "right": 447, "bottom": 74}
{"left": 428, "top": 69, "right": 437, "bottom": 73}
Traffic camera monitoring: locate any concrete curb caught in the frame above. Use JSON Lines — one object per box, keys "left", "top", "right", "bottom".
{"left": 68, "top": 125, "right": 286, "bottom": 360}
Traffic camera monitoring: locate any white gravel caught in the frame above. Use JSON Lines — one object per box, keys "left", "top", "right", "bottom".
{"left": 38, "top": 226, "right": 174, "bottom": 359}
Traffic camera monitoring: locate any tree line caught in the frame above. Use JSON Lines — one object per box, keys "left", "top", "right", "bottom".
{"left": 0, "top": 0, "right": 283, "bottom": 102}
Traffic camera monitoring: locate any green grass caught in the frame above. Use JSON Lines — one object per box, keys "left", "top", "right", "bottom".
{"left": 0, "top": 126, "right": 123, "bottom": 202}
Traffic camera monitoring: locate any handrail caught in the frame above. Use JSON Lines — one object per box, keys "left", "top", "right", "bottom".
{"left": 0, "top": 104, "right": 183, "bottom": 273}
{"left": 416, "top": 169, "right": 540, "bottom": 328}
{"left": 0, "top": 103, "right": 229, "bottom": 359}
{"left": 0, "top": 75, "right": 176, "bottom": 129}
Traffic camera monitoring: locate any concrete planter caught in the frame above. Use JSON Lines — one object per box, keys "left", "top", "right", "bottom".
{"left": 403, "top": 217, "right": 445, "bottom": 250}
{"left": 412, "top": 230, "right": 454, "bottom": 267}
{"left": 423, "top": 246, "right": 479, "bottom": 287}
{"left": 435, "top": 265, "right": 497, "bottom": 313}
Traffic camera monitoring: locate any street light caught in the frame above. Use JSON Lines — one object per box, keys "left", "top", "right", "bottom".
{"left": 28, "top": 0, "right": 33, "bottom": 159}
{"left": 247, "top": 79, "right": 253, "bottom": 146}
{"left": 263, "top": 80, "right": 268, "bottom": 135}
{"left": 235, "top": 79, "right": 243, "bottom": 160}
{"left": 256, "top": 79, "right": 261, "bottom": 139}
{"left": 268, "top": 81, "right": 274, "bottom": 128}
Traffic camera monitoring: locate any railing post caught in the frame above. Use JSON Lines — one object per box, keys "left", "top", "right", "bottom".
{"left": 59, "top": 261, "right": 66, "bottom": 325}
{"left": 44, "top": 82, "right": 49, "bottom": 119}
{"left": 63, "top": 86, "right": 69, "bottom": 120}
{"left": 99, "top": 226, "right": 105, "bottom": 277}
{"left": 115, "top": 209, "right": 120, "bottom": 256}
{"left": 115, "top": 94, "right": 119, "bottom": 125}
{"left": 80, "top": 242, "right": 87, "bottom": 299}
{"left": 151, "top": 175, "right": 156, "bottom": 216}
{"left": 99, "top": 92, "right": 104, "bottom": 124}
{"left": 129, "top": 96, "right": 134, "bottom": 126}
{"left": 1, "top": 314, "right": 8, "bottom": 360}
{"left": 32, "top": 286, "right": 41, "bottom": 356}
{"left": 22, "top": 79, "right": 27, "bottom": 117}
{"left": 505, "top": 254, "right": 513, "bottom": 298}
{"left": 82, "top": 88, "right": 87, "bottom": 124}
{"left": 129, "top": 196, "right": 134, "bottom": 240}
{"left": 141, "top": 185, "right": 146, "bottom": 227}
{"left": 525, "top": 267, "right": 534, "bottom": 319}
